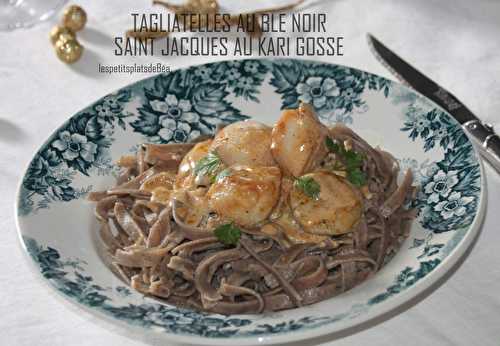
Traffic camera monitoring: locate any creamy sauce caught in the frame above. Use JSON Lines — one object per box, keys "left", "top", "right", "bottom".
{"left": 274, "top": 210, "right": 328, "bottom": 243}
{"left": 139, "top": 108, "right": 363, "bottom": 243}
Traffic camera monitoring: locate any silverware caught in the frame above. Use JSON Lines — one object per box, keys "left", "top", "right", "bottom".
{"left": 367, "top": 33, "right": 500, "bottom": 173}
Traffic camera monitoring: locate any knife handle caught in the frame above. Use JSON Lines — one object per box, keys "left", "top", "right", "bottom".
{"left": 463, "top": 120, "right": 500, "bottom": 173}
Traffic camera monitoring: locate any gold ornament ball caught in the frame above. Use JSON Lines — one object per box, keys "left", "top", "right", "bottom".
{"left": 49, "top": 25, "right": 76, "bottom": 45}
{"left": 62, "top": 5, "right": 87, "bottom": 32}
{"left": 55, "top": 38, "right": 83, "bottom": 64}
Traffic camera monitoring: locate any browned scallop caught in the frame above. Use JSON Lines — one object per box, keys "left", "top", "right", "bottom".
{"left": 274, "top": 210, "right": 328, "bottom": 244}
{"left": 290, "top": 171, "right": 362, "bottom": 235}
{"left": 210, "top": 120, "right": 276, "bottom": 167}
{"left": 207, "top": 165, "right": 281, "bottom": 227}
{"left": 271, "top": 103, "right": 329, "bottom": 178}
{"left": 175, "top": 139, "right": 212, "bottom": 190}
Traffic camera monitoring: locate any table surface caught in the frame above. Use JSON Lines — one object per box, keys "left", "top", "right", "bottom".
{"left": 1, "top": 0, "right": 500, "bottom": 345}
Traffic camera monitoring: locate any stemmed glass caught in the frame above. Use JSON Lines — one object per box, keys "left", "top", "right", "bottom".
{"left": 0, "top": 0, "right": 67, "bottom": 31}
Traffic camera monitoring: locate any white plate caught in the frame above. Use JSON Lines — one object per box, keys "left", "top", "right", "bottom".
{"left": 16, "top": 58, "right": 485, "bottom": 345}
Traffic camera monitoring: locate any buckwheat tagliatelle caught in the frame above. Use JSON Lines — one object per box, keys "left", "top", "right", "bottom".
{"left": 89, "top": 103, "right": 416, "bottom": 314}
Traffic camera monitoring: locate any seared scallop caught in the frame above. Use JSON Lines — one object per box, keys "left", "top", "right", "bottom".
{"left": 271, "top": 103, "right": 329, "bottom": 177}
{"left": 175, "top": 139, "right": 212, "bottom": 190}
{"left": 274, "top": 210, "right": 328, "bottom": 244}
{"left": 290, "top": 171, "right": 362, "bottom": 235}
{"left": 207, "top": 165, "right": 281, "bottom": 227}
{"left": 210, "top": 120, "right": 276, "bottom": 167}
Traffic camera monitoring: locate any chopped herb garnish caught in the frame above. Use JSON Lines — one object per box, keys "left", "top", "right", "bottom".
{"left": 214, "top": 223, "right": 241, "bottom": 245}
{"left": 325, "top": 136, "right": 367, "bottom": 187}
{"left": 344, "top": 150, "right": 365, "bottom": 170}
{"left": 194, "top": 152, "right": 221, "bottom": 181}
{"left": 347, "top": 167, "right": 367, "bottom": 187}
{"left": 325, "top": 136, "right": 341, "bottom": 153}
{"left": 215, "top": 168, "right": 232, "bottom": 183}
{"left": 294, "top": 176, "right": 321, "bottom": 200}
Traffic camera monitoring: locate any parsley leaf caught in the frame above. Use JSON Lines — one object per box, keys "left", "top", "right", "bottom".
{"left": 347, "top": 168, "right": 367, "bottom": 187}
{"left": 294, "top": 176, "right": 321, "bottom": 200}
{"left": 214, "top": 223, "right": 241, "bottom": 245}
{"left": 194, "top": 152, "right": 221, "bottom": 181}
{"left": 325, "top": 136, "right": 341, "bottom": 153}
{"left": 325, "top": 136, "right": 367, "bottom": 187}
{"left": 344, "top": 150, "right": 365, "bottom": 170}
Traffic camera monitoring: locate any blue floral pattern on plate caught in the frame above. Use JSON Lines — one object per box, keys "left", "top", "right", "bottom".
{"left": 400, "top": 97, "right": 480, "bottom": 232}
{"left": 16, "top": 59, "right": 483, "bottom": 343}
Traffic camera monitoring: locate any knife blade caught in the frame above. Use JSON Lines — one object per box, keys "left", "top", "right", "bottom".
{"left": 367, "top": 33, "right": 500, "bottom": 173}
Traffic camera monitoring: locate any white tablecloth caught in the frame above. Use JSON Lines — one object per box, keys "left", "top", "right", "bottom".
{"left": 1, "top": 0, "right": 499, "bottom": 345}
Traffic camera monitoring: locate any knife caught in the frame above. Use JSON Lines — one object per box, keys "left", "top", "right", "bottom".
{"left": 367, "top": 33, "right": 500, "bottom": 173}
